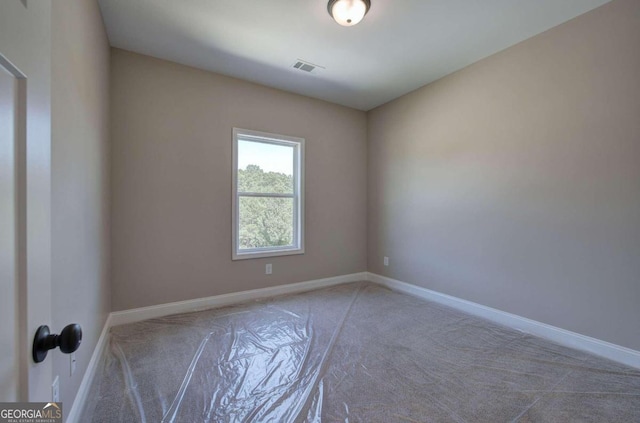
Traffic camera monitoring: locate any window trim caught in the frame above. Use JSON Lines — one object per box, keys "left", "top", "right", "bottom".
{"left": 232, "top": 128, "right": 305, "bottom": 260}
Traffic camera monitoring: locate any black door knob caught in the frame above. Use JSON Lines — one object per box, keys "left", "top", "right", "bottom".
{"left": 32, "top": 324, "right": 82, "bottom": 363}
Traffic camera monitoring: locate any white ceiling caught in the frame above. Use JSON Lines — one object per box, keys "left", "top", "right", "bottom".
{"left": 98, "top": 0, "right": 610, "bottom": 111}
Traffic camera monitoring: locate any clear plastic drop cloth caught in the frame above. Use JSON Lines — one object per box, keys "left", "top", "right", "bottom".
{"left": 80, "top": 282, "right": 640, "bottom": 422}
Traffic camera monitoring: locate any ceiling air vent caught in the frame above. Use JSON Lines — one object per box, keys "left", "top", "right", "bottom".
{"left": 292, "top": 59, "right": 325, "bottom": 75}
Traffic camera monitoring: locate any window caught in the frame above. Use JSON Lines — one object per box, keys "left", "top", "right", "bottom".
{"left": 232, "top": 128, "right": 305, "bottom": 260}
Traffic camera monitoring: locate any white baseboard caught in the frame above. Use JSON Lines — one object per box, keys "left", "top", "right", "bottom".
{"left": 109, "top": 272, "right": 368, "bottom": 327}
{"left": 66, "top": 313, "right": 112, "bottom": 423}
{"left": 367, "top": 272, "right": 640, "bottom": 369}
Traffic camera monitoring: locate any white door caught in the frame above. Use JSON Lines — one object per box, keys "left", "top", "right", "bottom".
{"left": 0, "top": 55, "right": 19, "bottom": 403}
{"left": 0, "top": 1, "right": 53, "bottom": 402}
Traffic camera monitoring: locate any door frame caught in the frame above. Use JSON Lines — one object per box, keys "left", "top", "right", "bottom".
{"left": 0, "top": 52, "right": 28, "bottom": 402}
{"left": 0, "top": 1, "right": 53, "bottom": 402}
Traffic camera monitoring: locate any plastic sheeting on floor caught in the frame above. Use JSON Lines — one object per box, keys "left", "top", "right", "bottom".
{"left": 81, "top": 282, "right": 640, "bottom": 422}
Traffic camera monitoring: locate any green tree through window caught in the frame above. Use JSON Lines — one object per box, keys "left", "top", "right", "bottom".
{"left": 238, "top": 164, "right": 294, "bottom": 249}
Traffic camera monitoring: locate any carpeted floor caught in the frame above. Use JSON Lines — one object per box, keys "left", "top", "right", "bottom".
{"left": 81, "top": 282, "right": 640, "bottom": 422}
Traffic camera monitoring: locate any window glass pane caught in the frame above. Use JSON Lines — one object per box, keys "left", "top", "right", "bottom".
{"left": 239, "top": 196, "right": 294, "bottom": 249}
{"left": 238, "top": 140, "right": 294, "bottom": 194}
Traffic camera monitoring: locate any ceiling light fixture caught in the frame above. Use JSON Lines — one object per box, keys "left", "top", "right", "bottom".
{"left": 327, "top": 0, "right": 371, "bottom": 27}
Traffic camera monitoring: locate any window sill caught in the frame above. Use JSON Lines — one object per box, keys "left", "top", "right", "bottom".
{"left": 232, "top": 248, "right": 305, "bottom": 261}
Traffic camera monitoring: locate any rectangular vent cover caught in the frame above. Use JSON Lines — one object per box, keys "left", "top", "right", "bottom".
{"left": 292, "top": 59, "right": 325, "bottom": 74}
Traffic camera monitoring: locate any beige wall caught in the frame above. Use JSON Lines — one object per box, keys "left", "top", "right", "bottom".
{"left": 368, "top": 0, "right": 640, "bottom": 351}
{"left": 51, "top": 0, "right": 111, "bottom": 412}
{"left": 110, "top": 49, "right": 367, "bottom": 311}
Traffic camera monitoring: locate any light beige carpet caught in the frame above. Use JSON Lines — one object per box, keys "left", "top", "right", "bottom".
{"left": 81, "top": 282, "right": 640, "bottom": 422}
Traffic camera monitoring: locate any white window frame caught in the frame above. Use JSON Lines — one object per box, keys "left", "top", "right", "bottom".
{"left": 232, "top": 128, "right": 305, "bottom": 260}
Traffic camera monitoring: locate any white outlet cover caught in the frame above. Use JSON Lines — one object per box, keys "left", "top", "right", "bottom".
{"left": 384, "top": 257, "right": 389, "bottom": 266}
{"left": 266, "top": 264, "right": 272, "bottom": 275}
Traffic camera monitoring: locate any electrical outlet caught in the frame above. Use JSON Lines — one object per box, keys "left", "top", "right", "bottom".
{"left": 384, "top": 257, "right": 389, "bottom": 266}
{"left": 70, "top": 352, "right": 77, "bottom": 376}
{"left": 52, "top": 376, "right": 59, "bottom": 402}
{"left": 265, "top": 263, "right": 272, "bottom": 275}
